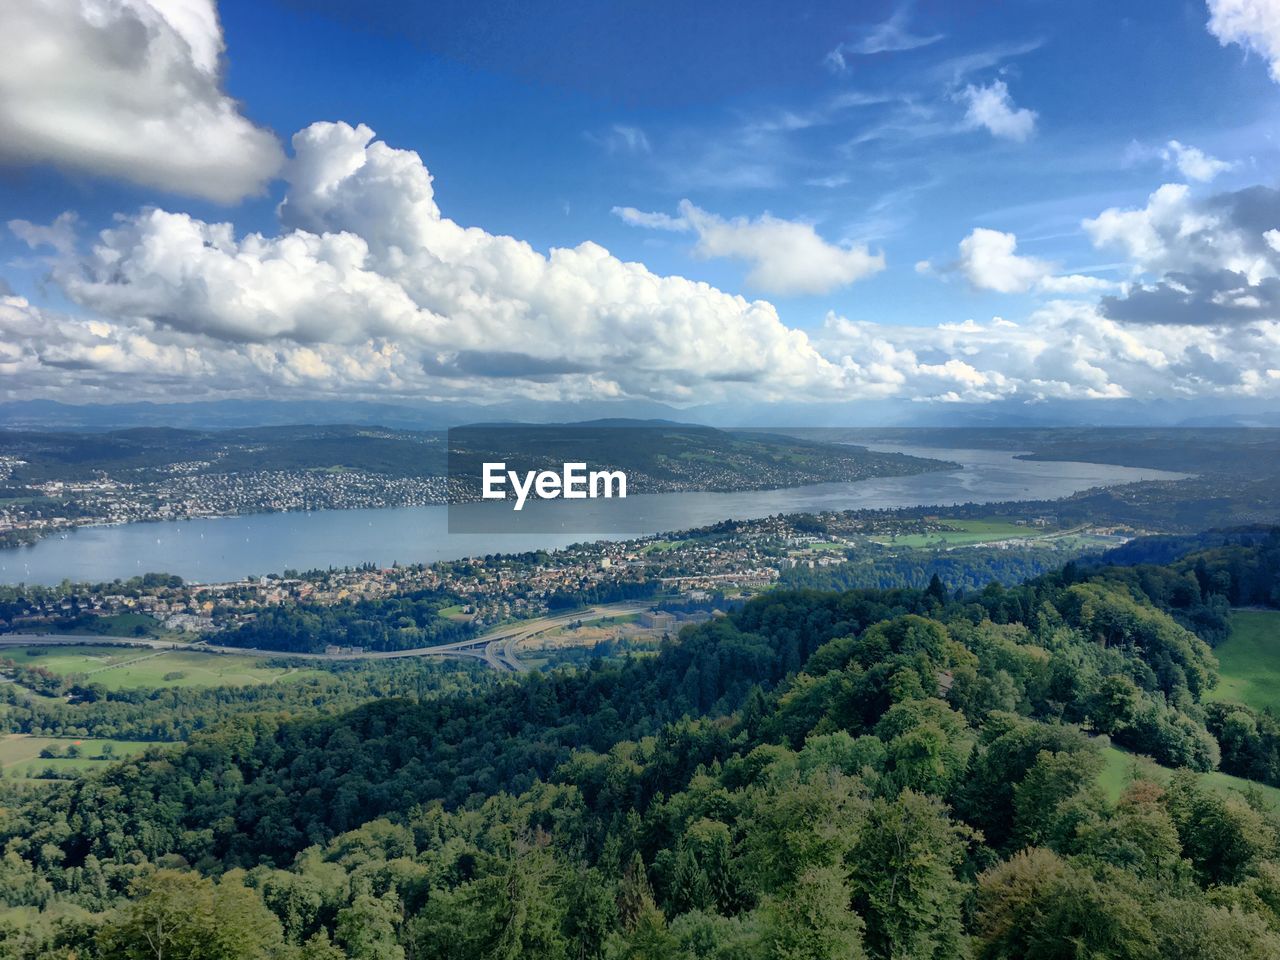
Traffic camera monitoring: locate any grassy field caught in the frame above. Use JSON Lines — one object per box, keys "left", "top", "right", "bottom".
{"left": 1092, "top": 610, "right": 1280, "bottom": 812}
{"left": 1206, "top": 610, "right": 1280, "bottom": 712}
{"left": 1, "top": 644, "right": 320, "bottom": 689}
{"left": 1099, "top": 743, "right": 1280, "bottom": 812}
{"left": 0, "top": 733, "right": 177, "bottom": 779}
{"left": 643, "top": 538, "right": 694, "bottom": 553}
{"left": 871, "top": 518, "right": 1045, "bottom": 548}
{"left": 438, "top": 604, "right": 475, "bottom": 623}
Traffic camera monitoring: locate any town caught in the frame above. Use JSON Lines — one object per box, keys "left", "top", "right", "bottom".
{"left": 0, "top": 467, "right": 452, "bottom": 548}
{"left": 0, "top": 506, "right": 1125, "bottom": 657}
{"left": 0, "top": 422, "right": 948, "bottom": 547}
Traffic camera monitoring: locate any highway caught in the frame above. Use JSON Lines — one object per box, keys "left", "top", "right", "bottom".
{"left": 0, "top": 602, "right": 652, "bottom": 673}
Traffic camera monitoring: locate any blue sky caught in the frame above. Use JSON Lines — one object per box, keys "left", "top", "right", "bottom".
{"left": 1, "top": 0, "right": 1279, "bottom": 412}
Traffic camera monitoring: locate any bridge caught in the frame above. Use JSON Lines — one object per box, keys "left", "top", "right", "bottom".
{"left": 0, "top": 602, "right": 654, "bottom": 674}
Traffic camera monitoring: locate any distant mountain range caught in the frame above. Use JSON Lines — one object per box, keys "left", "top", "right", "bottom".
{"left": 1, "top": 397, "right": 1279, "bottom": 432}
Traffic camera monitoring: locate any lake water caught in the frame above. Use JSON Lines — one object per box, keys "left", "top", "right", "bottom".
{"left": 0, "top": 445, "right": 1187, "bottom": 585}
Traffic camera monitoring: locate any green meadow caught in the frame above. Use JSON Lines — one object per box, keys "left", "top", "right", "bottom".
{"left": 1093, "top": 611, "right": 1280, "bottom": 812}
{"left": 0, "top": 733, "right": 176, "bottom": 779}
{"left": 1098, "top": 743, "right": 1280, "bottom": 812}
{"left": 871, "top": 517, "right": 1043, "bottom": 548}
{"left": 1, "top": 644, "right": 319, "bottom": 689}
{"left": 1206, "top": 609, "right": 1280, "bottom": 712}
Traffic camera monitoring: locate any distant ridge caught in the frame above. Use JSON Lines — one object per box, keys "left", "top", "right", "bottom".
{"left": 3, "top": 397, "right": 1280, "bottom": 432}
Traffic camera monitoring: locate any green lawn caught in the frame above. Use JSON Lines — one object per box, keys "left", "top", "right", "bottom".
{"left": 1, "top": 644, "right": 319, "bottom": 689}
{"left": 871, "top": 518, "right": 1045, "bottom": 548}
{"left": 1206, "top": 610, "right": 1280, "bottom": 712}
{"left": 643, "top": 538, "right": 693, "bottom": 553}
{"left": 1093, "top": 610, "right": 1280, "bottom": 814}
{"left": 0, "top": 733, "right": 177, "bottom": 779}
{"left": 1099, "top": 743, "right": 1280, "bottom": 812}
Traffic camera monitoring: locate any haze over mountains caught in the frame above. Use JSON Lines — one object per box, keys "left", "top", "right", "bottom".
{"left": 2, "top": 397, "right": 1277, "bottom": 433}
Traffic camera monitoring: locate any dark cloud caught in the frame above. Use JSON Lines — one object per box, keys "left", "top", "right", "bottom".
{"left": 708, "top": 369, "right": 765, "bottom": 383}
{"left": 1091, "top": 181, "right": 1280, "bottom": 328}
{"left": 424, "top": 351, "right": 597, "bottom": 381}
{"left": 1170, "top": 345, "right": 1247, "bottom": 386}
{"left": 1101, "top": 270, "right": 1280, "bottom": 326}
{"left": 1209, "top": 185, "right": 1280, "bottom": 237}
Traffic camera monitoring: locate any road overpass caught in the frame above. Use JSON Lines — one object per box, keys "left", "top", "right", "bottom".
{"left": 0, "top": 602, "right": 653, "bottom": 673}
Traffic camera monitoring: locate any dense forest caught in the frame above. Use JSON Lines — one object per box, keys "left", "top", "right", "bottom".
{"left": 778, "top": 545, "right": 1086, "bottom": 594}
{"left": 214, "top": 589, "right": 476, "bottom": 654}
{"left": 2, "top": 532, "right": 1280, "bottom": 958}
{"left": 0, "top": 658, "right": 490, "bottom": 742}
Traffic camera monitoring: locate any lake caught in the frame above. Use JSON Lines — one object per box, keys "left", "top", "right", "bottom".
{"left": 0, "top": 445, "right": 1187, "bottom": 585}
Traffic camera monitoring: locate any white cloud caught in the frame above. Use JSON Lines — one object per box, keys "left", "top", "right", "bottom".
{"left": 959, "top": 80, "right": 1037, "bottom": 141}
{"left": 952, "top": 228, "right": 1116, "bottom": 295}
{"left": 957, "top": 228, "right": 1050, "bottom": 293}
{"left": 820, "top": 303, "right": 1280, "bottom": 403}
{"left": 49, "top": 122, "right": 849, "bottom": 403}
{"left": 611, "top": 206, "right": 690, "bottom": 231}
{"left": 9, "top": 123, "right": 1280, "bottom": 408}
{"left": 1084, "top": 182, "right": 1280, "bottom": 325}
{"left": 1208, "top": 0, "right": 1280, "bottom": 82}
{"left": 10, "top": 284, "right": 1280, "bottom": 406}
{"left": 587, "top": 124, "right": 651, "bottom": 154}
{"left": 617, "top": 199, "right": 885, "bottom": 296}
{"left": 825, "top": 7, "right": 943, "bottom": 72}
{"left": 1161, "top": 140, "right": 1235, "bottom": 182}
{"left": 805, "top": 175, "right": 852, "bottom": 189}
{"left": 1083, "top": 183, "right": 1279, "bottom": 283}
{"left": 0, "top": 0, "right": 283, "bottom": 203}
{"left": 8, "top": 212, "right": 79, "bottom": 255}
{"left": 1036, "top": 274, "right": 1119, "bottom": 295}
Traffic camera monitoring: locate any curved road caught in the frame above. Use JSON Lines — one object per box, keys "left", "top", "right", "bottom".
{"left": 0, "top": 603, "right": 652, "bottom": 673}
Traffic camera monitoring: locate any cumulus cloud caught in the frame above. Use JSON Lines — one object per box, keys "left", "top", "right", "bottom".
{"left": 0, "top": 0, "right": 283, "bottom": 202}
{"left": 959, "top": 80, "right": 1037, "bottom": 141}
{"left": 1085, "top": 183, "right": 1280, "bottom": 282}
{"left": 616, "top": 199, "right": 885, "bottom": 295}
{"left": 820, "top": 304, "right": 1280, "bottom": 403}
{"left": 9, "top": 122, "right": 1280, "bottom": 408}
{"left": 949, "top": 228, "right": 1117, "bottom": 295}
{"left": 0, "top": 293, "right": 219, "bottom": 390}
{"left": 957, "top": 228, "right": 1050, "bottom": 293}
{"left": 46, "top": 122, "right": 848, "bottom": 403}
{"left": 1085, "top": 182, "right": 1280, "bottom": 324}
{"left": 1161, "top": 140, "right": 1235, "bottom": 182}
{"left": 1100, "top": 270, "right": 1280, "bottom": 326}
{"left": 1208, "top": 0, "right": 1280, "bottom": 82}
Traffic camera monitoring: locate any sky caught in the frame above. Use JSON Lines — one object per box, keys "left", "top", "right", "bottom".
{"left": 1, "top": 0, "right": 1280, "bottom": 416}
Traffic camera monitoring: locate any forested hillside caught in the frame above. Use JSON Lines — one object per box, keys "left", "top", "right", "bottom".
{"left": 3, "top": 533, "right": 1280, "bottom": 959}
